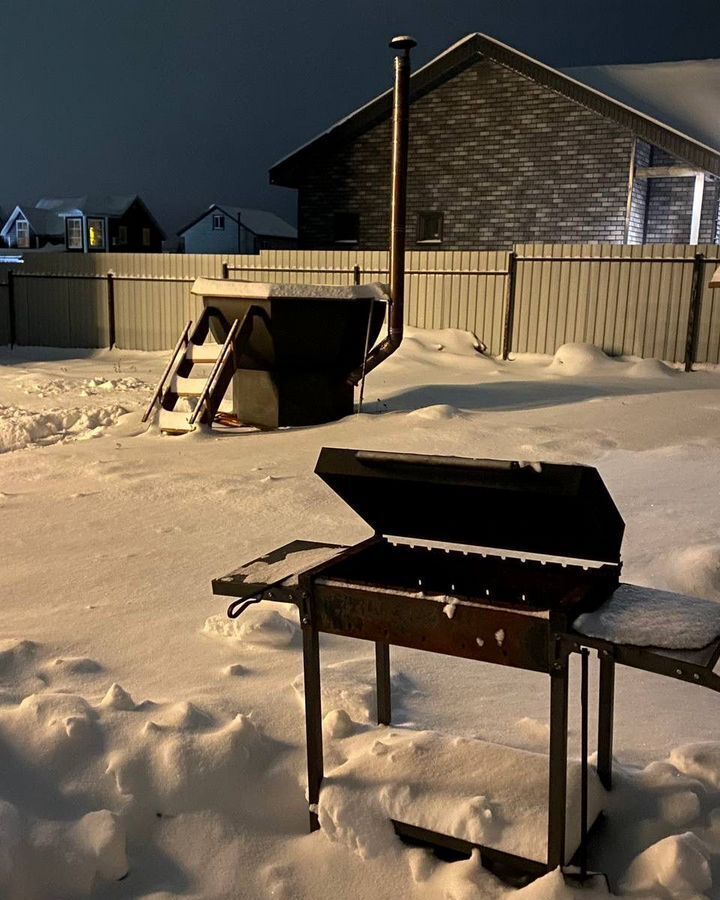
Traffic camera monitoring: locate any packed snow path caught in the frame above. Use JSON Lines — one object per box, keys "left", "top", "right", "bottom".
{"left": 1, "top": 336, "right": 720, "bottom": 898}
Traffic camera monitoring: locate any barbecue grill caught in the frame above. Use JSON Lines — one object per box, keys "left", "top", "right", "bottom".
{"left": 212, "top": 447, "right": 720, "bottom": 887}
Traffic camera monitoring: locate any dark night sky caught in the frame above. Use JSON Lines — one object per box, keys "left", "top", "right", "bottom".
{"left": 4, "top": 0, "right": 720, "bottom": 236}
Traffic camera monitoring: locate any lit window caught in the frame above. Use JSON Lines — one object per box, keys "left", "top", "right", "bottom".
{"left": 212, "top": 214, "right": 225, "bottom": 230}
{"left": 15, "top": 219, "right": 30, "bottom": 249}
{"left": 417, "top": 211, "right": 443, "bottom": 243}
{"left": 333, "top": 212, "right": 359, "bottom": 243}
{"left": 67, "top": 217, "right": 83, "bottom": 250}
{"left": 142, "top": 227, "right": 151, "bottom": 246}
{"left": 118, "top": 225, "right": 128, "bottom": 244}
{"left": 88, "top": 217, "right": 106, "bottom": 250}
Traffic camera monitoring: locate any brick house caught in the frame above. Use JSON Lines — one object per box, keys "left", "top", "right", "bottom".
{"left": 270, "top": 34, "right": 720, "bottom": 250}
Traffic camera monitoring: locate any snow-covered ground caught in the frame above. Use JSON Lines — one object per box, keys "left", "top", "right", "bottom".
{"left": 2, "top": 332, "right": 720, "bottom": 899}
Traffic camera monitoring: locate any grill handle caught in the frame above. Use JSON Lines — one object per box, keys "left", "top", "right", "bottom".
{"left": 356, "top": 451, "right": 520, "bottom": 472}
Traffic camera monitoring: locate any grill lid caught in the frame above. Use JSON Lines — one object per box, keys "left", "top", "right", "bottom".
{"left": 315, "top": 447, "right": 625, "bottom": 565}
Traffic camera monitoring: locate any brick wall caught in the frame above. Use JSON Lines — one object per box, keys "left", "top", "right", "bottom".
{"left": 297, "top": 58, "right": 637, "bottom": 250}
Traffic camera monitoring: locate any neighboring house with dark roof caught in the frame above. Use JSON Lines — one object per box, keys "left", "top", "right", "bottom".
{"left": 177, "top": 204, "right": 297, "bottom": 254}
{"left": 36, "top": 195, "right": 165, "bottom": 252}
{"left": 1, "top": 204, "right": 66, "bottom": 249}
{"left": 270, "top": 34, "right": 720, "bottom": 249}
{"left": 1, "top": 195, "right": 165, "bottom": 252}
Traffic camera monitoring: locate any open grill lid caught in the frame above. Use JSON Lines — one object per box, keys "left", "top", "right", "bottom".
{"left": 315, "top": 448, "right": 625, "bottom": 566}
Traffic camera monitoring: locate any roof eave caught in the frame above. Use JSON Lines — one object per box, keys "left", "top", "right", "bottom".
{"left": 270, "top": 31, "right": 720, "bottom": 186}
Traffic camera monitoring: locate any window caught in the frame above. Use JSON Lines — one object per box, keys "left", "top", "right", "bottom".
{"left": 118, "top": 225, "right": 128, "bottom": 245}
{"left": 87, "top": 217, "right": 106, "bottom": 250}
{"left": 142, "top": 227, "right": 151, "bottom": 247}
{"left": 212, "top": 214, "right": 225, "bottom": 231}
{"left": 15, "top": 219, "right": 30, "bottom": 249}
{"left": 417, "top": 211, "right": 443, "bottom": 243}
{"left": 333, "top": 212, "right": 359, "bottom": 243}
{"left": 67, "top": 217, "right": 83, "bottom": 250}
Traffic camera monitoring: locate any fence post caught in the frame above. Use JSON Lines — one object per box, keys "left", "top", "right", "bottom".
{"left": 106, "top": 271, "right": 116, "bottom": 349}
{"left": 7, "top": 269, "right": 16, "bottom": 348}
{"left": 222, "top": 262, "right": 229, "bottom": 280}
{"left": 353, "top": 264, "right": 361, "bottom": 285}
{"left": 684, "top": 252, "right": 705, "bottom": 372}
{"left": 501, "top": 250, "right": 518, "bottom": 360}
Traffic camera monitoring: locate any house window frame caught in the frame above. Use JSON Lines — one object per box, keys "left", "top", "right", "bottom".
{"left": 15, "top": 218, "right": 30, "bottom": 249}
{"left": 117, "top": 225, "right": 128, "bottom": 245}
{"left": 417, "top": 211, "right": 444, "bottom": 244}
{"left": 333, "top": 211, "right": 359, "bottom": 244}
{"left": 142, "top": 227, "right": 151, "bottom": 247}
{"left": 87, "top": 217, "right": 106, "bottom": 251}
{"left": 212, "top": 213, "right": 225, "bottom": 231}
{"left": 66, "top": 217, "right": 84, "bottom": 251}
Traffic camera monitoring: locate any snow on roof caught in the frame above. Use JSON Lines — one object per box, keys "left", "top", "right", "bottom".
{"left": 36, "top": 195, "right": 138, "bottom": 217}
{"left": 218, "top": 206, "right": 296, "bottom": 238}
{"left": 566, "top": 58, "right": 720, "bottom": 155}
{"left": 0, "top": 204, "right": 65, "bottom": 238}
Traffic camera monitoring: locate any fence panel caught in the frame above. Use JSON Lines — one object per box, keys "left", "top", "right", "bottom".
{"left": 2, "top": 246, "right": 720, "bottom": 363}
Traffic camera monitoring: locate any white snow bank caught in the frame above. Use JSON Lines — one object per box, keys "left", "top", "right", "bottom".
{"left": 191, "top": 276, "right": 389, "bottom": 300}
{"left": 293, "top": 657, "right": 414, "bottom": 724}
{"left": 203, "top": 606, "right": 298, "bottom": 647}
{"left": 549, "top": 343, "right": 677, "bottom": 379}
{"left": 317, "top": 727, "right": 605, "bottom": 864}
{"left": 0, "top": 639, "right": 275, "bottom": 899}
{"left": 620, "top": 832, "right": 712, "bottom": 896}
{"left": 549, "top": 343, "right": 617, "bottom": 376}
{"left": 0, "top": 403, "right": 129, "bottom": 452}
{"left": 403, "top": 328, "right": 484, "bottom": 356}
{"left": 663, "top": 542, "right": 720, "bottom": 602}
{"left": 669, "top": 741, "right": 720, "bottom": 789}
{"left": 510, "top": 867, "right": 609, "bottom": 898}
{"left": 23, "top": 376, "right": 150, "bottom": 397}
{"left": 574, "top": 582, "right": 720, "bottom": 648}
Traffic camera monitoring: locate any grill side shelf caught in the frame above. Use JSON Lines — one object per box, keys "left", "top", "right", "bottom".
{"left": 211, "top": 541, "right": 346, "bottom": 616}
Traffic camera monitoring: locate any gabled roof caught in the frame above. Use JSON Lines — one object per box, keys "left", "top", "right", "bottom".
{"left": 270, "top": 33, "right": 720, "bottom": 187}
{"left": 36, "top": 195, "right": 166, "bottom": 238}
{"left": 177, "top": 204, "right": 297, "bottom": 239}
{"left": 0, "top": 204, "right": 65, "bottom": 239}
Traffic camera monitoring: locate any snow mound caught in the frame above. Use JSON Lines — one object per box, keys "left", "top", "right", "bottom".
{"left": 670, "top": 742, "right": 720, "bottom": 789}
{"left": 403, "top": 328, "right": 484, "bottom": 356}
{"left": 203, "top": 607, "right": 297, "bottom": 647}
{"left": 317, "top": 728, "right": 605, "bottom": 864}
{"left": 407, "top": 403, "right": 460, "bottom": 421}
{"left": 0, "top": 403, "right": 129, "bottom": 452}
{"left": 628, "top": 358, "right": 676, "bottom": 378}
{"left": 549, "top": 343, "right": 616, "bottom": 376}
{"left": 620, "top": 832, "right": 712, "bottom": 896}
{"left": 25, "top": 376, "right": 149, "bottom": 397}
{"left": 293, "top": 657, "right": 413, "bottom": 724}
{"left": 512, "top": 866, "right": 609, "bottom": 898}
{"left": 663, "top": 542, "right": 720, "bottom": 602}
{"left": 574, "top": 582, "right": 720, "bottom": 649}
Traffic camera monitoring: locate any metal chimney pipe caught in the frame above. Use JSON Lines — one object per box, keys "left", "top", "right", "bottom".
{"left": 349, "top": 35, "right": 415, "bottom": 386}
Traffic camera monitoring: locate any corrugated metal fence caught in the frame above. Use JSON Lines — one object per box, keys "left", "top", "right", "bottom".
{"left": 1, "top": 244, "right": 719, "bottom": 364}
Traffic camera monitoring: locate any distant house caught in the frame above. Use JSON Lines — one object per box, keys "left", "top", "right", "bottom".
{"left": 1, "top": 195, "right": 165, "bottom": 253}
{"left": 271, "top": 33, "right": 720, "bottom": 249}
{"left": 1, "top": 204, "right": 66, "bottom": 250}
{"left": 177, "top": 204, "right": 297, "bottom": 254}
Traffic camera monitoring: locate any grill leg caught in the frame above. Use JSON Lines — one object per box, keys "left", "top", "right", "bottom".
{"left": 375, "top": 641, "right": 392, "bottom": 725}
{"left": 547, "top": 657, "right": 569, "bottom": 869}
{"left": 302, "top": 624, "right": 323, "bottom": 832}
{"left": 597, "top": 652, "right": 615, "bottom": 790}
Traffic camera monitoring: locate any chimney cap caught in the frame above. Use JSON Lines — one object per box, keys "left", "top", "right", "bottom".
{"left": 389, "top": 35, "right": 417, "bottom": 51}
